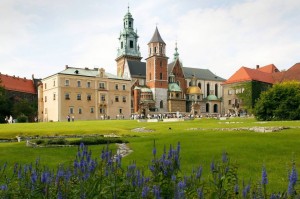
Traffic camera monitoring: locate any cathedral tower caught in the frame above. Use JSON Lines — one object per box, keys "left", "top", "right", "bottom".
{"left": 146, "top": 27, "right": 169, "bottom": 112}
{"left": 116, "top": 7, "right": 142, "bottom": 77}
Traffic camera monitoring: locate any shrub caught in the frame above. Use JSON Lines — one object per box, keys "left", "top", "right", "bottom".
{"left": 17, "top": 115, "right": 28, "bottom": 123}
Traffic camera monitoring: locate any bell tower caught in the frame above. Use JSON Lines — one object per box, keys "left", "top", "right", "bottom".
{"left": 116, "top": 6, "right": 142, "bottom": 77}
{"left": 146, "top": 27, "right": 169, "bottom": 112}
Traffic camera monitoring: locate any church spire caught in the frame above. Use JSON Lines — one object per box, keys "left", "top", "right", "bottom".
{"left": 173, "top": 41, "right": 179, "bottom": 60}
{"left": 116, "top": 7, "right": 141, "bottom": 59}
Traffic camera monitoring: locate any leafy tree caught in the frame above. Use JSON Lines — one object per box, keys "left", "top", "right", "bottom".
{"left": 254, "top": 81, "right": 300, "bottom": 121}
{"left": 12, "top": 98, "right": 36, "bottom": 122}
{"left": 0, "top": 85, "right": 12, "bottom": 123}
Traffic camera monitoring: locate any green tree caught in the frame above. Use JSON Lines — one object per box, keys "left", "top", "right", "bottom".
{"left": 254, "top": 81, "right": 300, "bottom": 121}
{"left": 12, "top": 98, "right": 36, "bottom": 122}
{"left": 0, "top": 85, "right": 12, "bottom": 123}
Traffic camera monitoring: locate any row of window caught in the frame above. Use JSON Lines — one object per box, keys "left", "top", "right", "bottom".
{"left": 44, "top": 80, "right": 127, "bottom": 90}
{"left": 68, "top": 107, "right": 123, "bottom": 114}
{"left": 44, "top": 94, "right": 127, "bottom": 102}
{"left": 228, "top": 88, "right": 244, "bottom": 95}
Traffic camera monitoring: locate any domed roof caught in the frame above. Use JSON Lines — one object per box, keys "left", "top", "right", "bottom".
{"left": 168, "top": 83, "right": 181, "bottom": 92}
{"left": 206, "top": 94, "right": 218, "bottom": 101}
{"left": 186, "top": 86, "right": 201, "bottom": 94}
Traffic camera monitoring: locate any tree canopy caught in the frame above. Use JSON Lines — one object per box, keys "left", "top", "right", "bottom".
{"left": 254, "top": 81, "right": 300, "bottom": 121}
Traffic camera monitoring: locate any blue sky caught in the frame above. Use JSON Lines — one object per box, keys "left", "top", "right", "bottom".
{"left": 0, "top": 0, "right": 299, "bottom": 79}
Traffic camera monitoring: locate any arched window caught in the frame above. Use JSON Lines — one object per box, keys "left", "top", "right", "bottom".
{"left": 213, "top": 104, "right": 218, "bottom": 113}
{"left": 215, "top": 83, "right": 218, "bottom": 97}
{"left": 160, "top": 100, "right": 163, "bottom": 108}
{"left": 154, "top": 47, "right": 157, "bottom": 53}
{"left": 198, "top": 82, "right": 201, "bottom": 89}
{"left": 129, "top": 21, "right": 132, "bottom": 27}
{"left": 206, "top": 103, "right": 209, "bottom": 112}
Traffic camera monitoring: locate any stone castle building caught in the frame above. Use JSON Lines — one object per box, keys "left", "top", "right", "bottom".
{"left": 38, "top": 7, "right": 226, "bottom": 122}
{"left": 38, "top": 66, "right": 131, "bottom": 122}
{"left": 116, "top": 8, "right": 225, "bottom": 116}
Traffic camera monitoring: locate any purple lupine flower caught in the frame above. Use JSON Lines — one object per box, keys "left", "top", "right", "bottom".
{"left": 31, "top": 171, "right": 38, "bottom": 184}
{"left": 196, "top": 166, "right": 202, "bottom": 179}
{"left": 141, "top": 186, "right": 149, "bottom": 198}
{"left": 197, "top": 188, "right": 203, "bottom": 199}
{"left": 288, "top": 165, "right": 298, "bottom": 195}
{"left": 0, "top": 184, "right": 8, "bottom": 191}
{"left": 172, "top": 175, "right": 176, "bottom": 181}
{"left": 242, "top": 184, "right": 250, "bottom": 198}
{"left": 80, "top": 142, "right": 84, "bottom": 150}
{"left": 177, "top": 142, "right": 180, "bottom": 153}
{"left": 222, "top": 152, "right": 228, "bottom": 163}
{"left": 153, "top": 185, "right": 161, "bottom": 199}
{"left": 41, "top": 171, "right": 50, "bottom": 184}
{"left": 234, "top": 184, "right": 239, "bottom": 194}
{"left": 261, "top": 166, "right": 268, "bottom": 185}
{"left": 210, "top": 160, "right": 215, "bottom": 172}
{"left": 270, "top": 193, "right": 280, "bottom": 199}
{"left": 153, "top": 140, "right": 157, "bottom": 156}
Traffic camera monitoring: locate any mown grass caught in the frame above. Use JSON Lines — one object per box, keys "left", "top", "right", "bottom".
{"left": 1, "top": 117, "right": 300, "bottom": 191}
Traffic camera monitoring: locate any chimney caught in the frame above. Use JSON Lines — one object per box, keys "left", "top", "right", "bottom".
{"left": 65, "top": 65, "right": 69, "bottom": 69}
{"left": 256, "top": 65, "right": 260, "bottom": 69}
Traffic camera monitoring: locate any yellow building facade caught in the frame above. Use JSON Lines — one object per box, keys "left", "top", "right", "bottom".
{"left": 38, "top": 66, "right": 131, "bottom": 122}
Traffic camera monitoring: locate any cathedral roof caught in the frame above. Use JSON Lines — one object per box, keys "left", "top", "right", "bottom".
{"left": 55, "top": 67, "right": 130, "bottom": 81}
{"left": 168, "top": 82, "right": 182, "bottom": 92}
{"left": 148, "top": 27, "right": 165, "bottom": 44}
{"left": 0, "top": 73, "right": 36, "bottom": 94}
{"left": 186, "top": 86, "right": 202, "bottom": 94}
{"left": 127, "top": 60, "right": 146, "bottom": 78}
{"left": 183, "top": 67, "right": 225, "bottom": 81}
{"left": 206, "top": 94, "right": 219, "bottom": 101}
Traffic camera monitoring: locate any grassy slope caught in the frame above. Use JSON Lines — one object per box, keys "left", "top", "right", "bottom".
{"left": 0, "top": 118, "right": 300, "bottom": 190}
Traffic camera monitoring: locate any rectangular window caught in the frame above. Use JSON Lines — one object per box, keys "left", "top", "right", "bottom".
{"left": 53, "top": 80, "right": 56, "bottom": 87}
{"left": 77, "top": 81, "right": 81, "bottom": 87}
{"left": 77, "top": 94, "right": 81, "bottom": 100}
{"left": 130, "top": 40, "right": 133, "bottom": 48}
{"left": 87, "top": 82, "right": 91, "bottom": 88}
{"left": 122, "top": 84, "right": 126, "bottom": 90}
{"left": 87, "top": 94, "right": 91, "bottom": 101}
{"left": 160, "top": 73, "right": 163, "bottom": 80}
{"left": 100, "top": 108, "right": 105, "bottom": 114}
{"left": 90, "top": 107, "right": 94, "bottom": 113}
{"left": 119, "top": 108, "right": 122, "bottom": 114}
{"left": 65, "top": 93, "right": 70, "bottom": 100}
{"left": 101, "top": 94, "right": 106, "bottom": 101}
{"left": 228, "top": 100, "right": 231, "bottom": 105}
{"left": 53, "top": 93, "right": 56, "bottom": 100}
{"left": 65, "top": 80, "right": 69, "bottom": 86}
{"left": 228, "top": 90, "right": 234, "bottom": 95}
{"left": 69, "top": 107, "right": 74, "bottom": 114}
{"left": 115, "top": 84, "right": 119, "bottom": 90}
{"left": 99, "top": 82, "right": 105, "bottom": 89}
{"left": 122, "top": 96, "right": 126, "bottom": 102}
{"left": 78, "top": 108, "right": 82, "bottom": 114}
{"left": 45, "top": 96, "right": 47, "bottom": 102}
{"left": 115, "top": 96, "right": 119, "bottom": 102}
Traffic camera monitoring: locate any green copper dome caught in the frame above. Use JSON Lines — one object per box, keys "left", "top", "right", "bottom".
{"left": 168, "top": 83, "right": 182, "bottom": 92}
{"left": 206, "top": 94, "right": 218, "bottom": 101}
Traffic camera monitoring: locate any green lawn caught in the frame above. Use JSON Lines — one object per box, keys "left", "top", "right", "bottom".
{"left": 1, "top": 118, "right": 300, "bottom": 191}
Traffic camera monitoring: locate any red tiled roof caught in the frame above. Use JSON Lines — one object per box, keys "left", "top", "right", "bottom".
{"left": 223, "top": 66, "right": 275, "bottom": 85}
{"left": 257, "top": 64, "right": 279, "bottom": 73}
{"left": 273, "top": 63, "right": 300, "bottom": 83}
{"left": 0, "top": 74, "right": 36, "bottom": 94}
